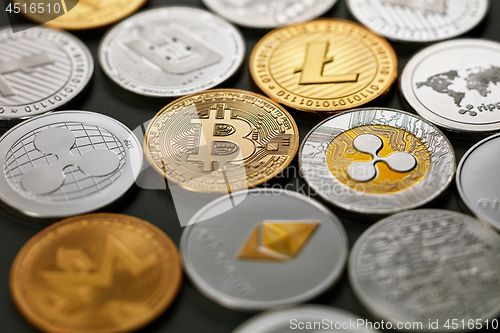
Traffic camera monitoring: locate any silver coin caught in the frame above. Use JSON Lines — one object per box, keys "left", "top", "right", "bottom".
{"left": 202, "top": 0, "right": 338, "bottom": 29}
{"left": 349, "top": 209, "right": 500, "bottom": 332}
{"left": 0, "top": 26, "right": 93, "bottom": 124}
{"left": 299, "top": 108, "right": 455, "bottom": 215}
{"left": 180, "top": 189, "right": 348, "bottom": 311}
{"left": 233, "top": 305, "right": 380, "bottom": 333}
{"left": 401, "top": 39, "right": 500, "bottom": 137}
{"left": 99, "top": 6, "right": 245, "bottom": 98}
{"left": 0, "top": 110, "right": 142, "bottom": 219}
{"left": 457, "top": 133, "right": 500, "bottom": 232}
{"left": 347, "top": 0, "right": 489, "bottom": 43}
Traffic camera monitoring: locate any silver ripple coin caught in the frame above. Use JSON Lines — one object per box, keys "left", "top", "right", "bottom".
{"left": 457, "top": 133, "right": 500, "bottom": 232}
{"left": 233, "top": 305, "right": 380, "bottom": 332}
{"left": 347, "top": 0, "right": 489, "bottom": 43}
{"left": 180, "top": 189, "right": 348, "bottom": 311}
{"left": 401, "top": 39, "right": 500, "bottom": 137}
{"left": 299, "top": 108, "right": 455, "bottom": 215}
{"left": 0, "top": 111, "right": 142, "bottom": 219}
{"left": 99, "top": 6, "right": 245, "bottom": 98}
{"left": 202, "top": 0, "right": 338, "bottom": 29}
{"left": 0, "top": 26, "right": 93, "bottom": 124}
{"left": 349, "top": 209, "right": 500, "bottom": 332}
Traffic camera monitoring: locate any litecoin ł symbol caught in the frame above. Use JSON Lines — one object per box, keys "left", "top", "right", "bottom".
{"left": 294, "top": 42, "right": 359, "bottom": 85}
{"left": 0, "top": 53, "right": 54, "bottom": 97}
{"left": 347, "top": 134, "right": 417, "bottom": 182}
{"left": 382, "top": 0, "right": 445, "bottom": 14}
{"left": 126, "top": 25, "right": 222, "bottom": 74}
{"left": 188, "top": 104, "right": 256, "bottom": 172}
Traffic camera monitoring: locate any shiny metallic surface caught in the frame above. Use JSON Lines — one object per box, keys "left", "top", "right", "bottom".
{"left": 99, "top": 6, "right": 245, "bottom": 98}
{"left": 180, "top": 189, "right": 348, "bottom": 311}
{"left": 299, "top": 108, "right": 455, "bottom": 215}
{"left": 202, "top": 0, "right": 338, "bottom": 29}
{"left": 0, "top": 111, "right": 142, "bottom": 219}
{"left": 347, "top": 0, "right": 489, "bottom": 43}
{"left": 233, "top": 305, "right": 380, "bottom": 332}
{"left": 0, "top": 26, "right": 93, "bottom": 123}
{"left": 401, "top": 39, "right": 500, "bottom": 136}
{"left": 349, "top": 209, "right": 500, "bottom": 332}
{"left": 457, "top": 133, "right": 500, "bottom": 232}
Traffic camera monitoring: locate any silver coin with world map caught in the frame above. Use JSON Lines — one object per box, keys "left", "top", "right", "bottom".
{"left": 0, "top": 26, "right": 93, "bottom": 124}
{"left": 349, "top": 209, "right": 500, "bottom": 332}
{"left": 401, "top": 39, "right": 500, "bottom": 137}
{"left": 0, "top": 111, "right": 142, "bottom": 219}
{"left": 347, "top": 0, "right": 489, "bottom": 43}
{"left": 202, "top": 0, "right": 338, "bottom": 29}
{"left": 99, "top": 6, "right": 245, "bottom": 98}
{"left": 233, "top": 305, "right": 380, "bottom": 333}
{"left": 299, "top": 108, "right": 455, "bottom": 215}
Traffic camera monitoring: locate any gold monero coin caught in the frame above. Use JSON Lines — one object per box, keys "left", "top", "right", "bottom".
{"left": 250, "top": 19, "right": 397, "bottom": 114}
{"left": 10, "top": 213, "right": 182, "bottom": 333}
{"left": 144, "top": 89, "right": 299, "bottom": 193}
{"left": 15, "top": 0, "right": 147, "bottom": 30}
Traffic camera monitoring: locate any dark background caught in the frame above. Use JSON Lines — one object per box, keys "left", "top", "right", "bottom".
{"left": 0, "top": 0, "right": 499, "bottom": 332}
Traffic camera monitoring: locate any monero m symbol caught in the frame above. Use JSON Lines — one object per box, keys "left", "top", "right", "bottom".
{"left": 294, "top": 42, "right": 359, "bottom": 85}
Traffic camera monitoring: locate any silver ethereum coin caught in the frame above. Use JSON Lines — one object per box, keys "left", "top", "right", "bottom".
{"left": 233, "top": 305, "right": 380, "bottom": 333}
{"left": 347, "top": 0, "right": 489, "bottom": 43}
{"left": 0, "top": 111, "right": 142, "bottom": 219}
{"left": 0, "top": 26, "right": 93, "bottom": 124}
{"left": 99, "top": 6, "right": 245, "bottom": 98}
{"left": 457, "top": 133, "right": 500, "bottom": 231}
{"left": 299, "top": 108, "right": 455, "bottom": 215}
{"left": 401, "top": 39, "right": 500, "bottom": 137}
{"left": 180, "top": 189, "right": 348, "bottom": 311}
{"left": 349, "top": 209, "right": 500, "bottom": 332}
{"left": 202, "top": 0, "right": 338, "bottom": 29}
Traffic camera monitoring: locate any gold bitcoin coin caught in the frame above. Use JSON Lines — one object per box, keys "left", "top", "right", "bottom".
{"left": 250, "top": 19, "right": 397, "bottom": 114}
{"left": 10, "top": 213, "right": 182, "bottom": 333}
{"left": 144, "top": 89, "right": 299, "bottom": 193}
{"left": 15, "top": 0, "right": 147, "bottom": 30}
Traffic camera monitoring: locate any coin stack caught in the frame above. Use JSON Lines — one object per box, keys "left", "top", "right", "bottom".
{"left": 1, "top": 0, "right": 500, "bottom": 332}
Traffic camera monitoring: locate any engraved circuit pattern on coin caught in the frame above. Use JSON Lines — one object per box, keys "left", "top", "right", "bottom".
{"left": 10, "top": 213, "right": 182, "bottom": 333}
{"left": 202, "top": 0, "right": 338, "bottom": 29}
{"left": 299, "top": 108, "right": 455, "bottom": 215}
{"left": 16, "top": 0, "right": 147, "bottom": 30}
{"left": 99, "top": 6, "right": 245, "bottom": 98}
{"left": 144, "top": 89, "right": 299, "bottom": 193}
{"left": 347, "top": 0, "right": 489, "bottom": 43}
{"left": 0, "top": 26, "right": 93, "bottom": 123}
{"left": 457, "top": 133, "right": 500, "bottom": 232}
{"left": 401, "top": 39, "right": 500, "bottom": 136}
{"left": 181, "top": 189, "right": 348, "bottom": 311}
{"left": 250, "top": 19, "right": 397, "bottom": 113}
{"left": 0, "top": 111, "right": 142, "bottom": 219}
{"left": 349, "top": 210, "right": 500, "bottom": 332}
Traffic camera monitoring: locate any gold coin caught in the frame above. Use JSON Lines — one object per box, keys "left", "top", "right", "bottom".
{"left": 250, "top": 19, "right": 397, "bottom": 114}
{"left": 10, "top": 213, "right": 182, "bottom": 333}
{"left": 144, "top": 89, "right": 299, "bottom": 193}
{"left": 15, "top": 0, "right": 147, "bottom": 30}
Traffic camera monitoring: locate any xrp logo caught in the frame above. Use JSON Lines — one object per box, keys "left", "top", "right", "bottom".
{"left": 459, "top": 102, "right": 500, "bottom": 117}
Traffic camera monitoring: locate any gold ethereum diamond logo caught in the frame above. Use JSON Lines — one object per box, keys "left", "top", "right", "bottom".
{"left": 238, "top": 221, "right": 320, "bottom": 262}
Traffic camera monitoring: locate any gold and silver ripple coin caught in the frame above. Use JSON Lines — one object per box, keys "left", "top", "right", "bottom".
{"left": 144, "top": 89, "right": 299, "bottom": 193}
{"left": 299, "top": 108, "right": 455, "bottom": 215}
{"left": 0, "top": 26, "right": 93, "bottom": 124}
{"left": 250, "top": 19, "right": 397, "bottom": 114}
{"left": 349, "top": 209, "right": 500, "bottom": 332}
{"left": 99, "top": 6, "right": 245, "bottom": 99}
{"left": 202, "top": 0, "right": 338, "bottom": 29}
{"left": 347, "top": 0, "right": 489, "bottom": 43}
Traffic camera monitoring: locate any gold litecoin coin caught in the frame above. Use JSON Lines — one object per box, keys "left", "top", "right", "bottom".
{"left": 15, "top": 0, "right": 147, "bottom": 30}
{"left": 144, "top": 89, "right": 299, "bottom": 193}
{"left": 10, "top": 213, "right": 182, "bottom": 333}
{"left": 250, "top": 19, "right": 397, "bottom": 114}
